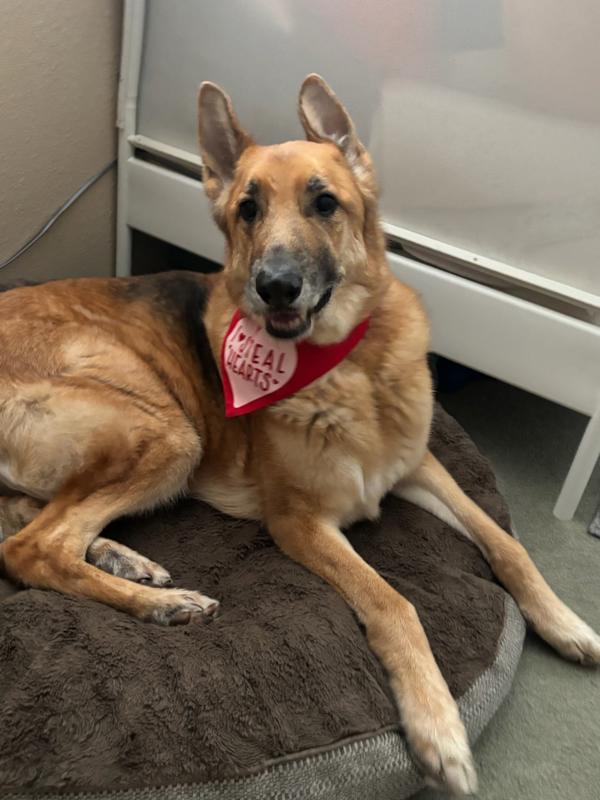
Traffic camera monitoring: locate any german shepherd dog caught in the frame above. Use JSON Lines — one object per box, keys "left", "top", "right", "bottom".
{"left": 0, "top": 76, "right": 598, "bottom": 794}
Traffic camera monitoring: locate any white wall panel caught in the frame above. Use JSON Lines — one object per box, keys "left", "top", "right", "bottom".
{"left": 137, "top": 0, "right": 600, "bottom": 303}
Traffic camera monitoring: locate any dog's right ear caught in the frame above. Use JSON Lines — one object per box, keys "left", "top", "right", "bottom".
{"left": 198, "top": 82, "right": 252, "bottom": 210}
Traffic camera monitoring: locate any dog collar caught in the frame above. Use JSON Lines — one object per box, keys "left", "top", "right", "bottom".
{"left": 220, "top": 310, "right": 370, "bottom": 417}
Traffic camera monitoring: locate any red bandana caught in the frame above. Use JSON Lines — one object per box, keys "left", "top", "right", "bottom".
{"left": 220, "top": 310, "right": 370, "bottom": 417}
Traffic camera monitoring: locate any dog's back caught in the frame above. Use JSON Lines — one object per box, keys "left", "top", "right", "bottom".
{"left": 0, "top": 272, "right": 219, "bottom": 502}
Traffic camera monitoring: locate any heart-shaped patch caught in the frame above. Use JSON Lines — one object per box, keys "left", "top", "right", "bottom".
{"left": 220, "top": 310, "right": 370, "bottom": 417}
{"left": 222, "top": 316, "right": 297, "bottom": 411}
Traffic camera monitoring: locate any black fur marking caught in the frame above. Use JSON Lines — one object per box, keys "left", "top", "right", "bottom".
{"left": 312, "top": 287, "right": 332, "bottom": 314}
{"left": 306, "top": 410, "right": 326, "bottom": 442}
{"left": 0, "top": 279, "right": 39, "bottom": 293}
{"left": 245, "top": 179, "right": 260, "bottom": 197}
{"left": 115, "top": 272, "right": 221, "bottom": 395}
{"left": 316, "top": 247, "right": 339, "bottom": 287}
{"left": 307, "top": 176, "right": 327, "bottom": 194}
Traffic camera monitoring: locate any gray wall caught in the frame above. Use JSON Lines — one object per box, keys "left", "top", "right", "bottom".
{"left": 0, "top": 0, "right": 122, "bottom": 282}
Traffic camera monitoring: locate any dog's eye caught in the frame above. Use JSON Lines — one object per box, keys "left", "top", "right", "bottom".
{"left": 314, "top": 193, "right": 338, "bottom": 217}
{"left": 239, "top": 199, "right": 258, "bottom": 223}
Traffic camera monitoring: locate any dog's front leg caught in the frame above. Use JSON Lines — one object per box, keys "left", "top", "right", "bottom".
{"left": 266, "top": 507, "right": 478, "bottom": 795}
{"left": 396, "top": 450, "right": 600, "bottom": 665}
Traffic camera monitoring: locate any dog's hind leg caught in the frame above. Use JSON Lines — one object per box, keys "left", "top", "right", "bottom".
{"left": 0, "top": 496, "right": 172, "bottom": 588}
{"left": 396, "top": 450, "right": 600, "bottom": 665}
{"left": 86, "top": 538, "right": 173, "bottom": 587}
{"left": 1, "top": 442, "right": 219, "bottom": 624}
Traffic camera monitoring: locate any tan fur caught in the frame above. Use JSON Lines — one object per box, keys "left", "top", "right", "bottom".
{"left": 0, "top": 75, "right": 597, "bottom": 794}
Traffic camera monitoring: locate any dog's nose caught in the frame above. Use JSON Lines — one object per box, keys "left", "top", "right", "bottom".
{"left": 256, "top": 269, "right": 303, "bottom": 308}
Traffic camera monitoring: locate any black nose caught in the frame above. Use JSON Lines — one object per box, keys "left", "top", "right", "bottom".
{"left": 255, "top": 269, "right": 303, "bottom": 308}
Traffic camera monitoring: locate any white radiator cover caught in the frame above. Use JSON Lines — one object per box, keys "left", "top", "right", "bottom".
{"left": 118, "top": 0, "right": 600, "bottom": 520}
{"left": 136, "top": 0, "right": 600, "bottom": 310}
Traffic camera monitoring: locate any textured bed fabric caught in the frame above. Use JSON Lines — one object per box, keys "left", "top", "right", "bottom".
{"left": 0, "top": 406, "right": 525, "bottom": 797}
{"left": 3, "top": 600, "right": 524, "bottom": 800}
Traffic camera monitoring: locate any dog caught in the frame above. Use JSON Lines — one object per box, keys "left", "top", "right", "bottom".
{"left": 0, "top": 75, "right": 598, "bottom": 794}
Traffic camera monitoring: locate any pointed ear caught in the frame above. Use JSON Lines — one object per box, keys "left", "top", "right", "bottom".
{"left": 300, "top": 74, "right": 381, "bottom": 250}
{"left": 198, "top": 81, "right": 253, "bottom": 206}
{"left": 298, "top": 74, "right": 364, "bottom": 164}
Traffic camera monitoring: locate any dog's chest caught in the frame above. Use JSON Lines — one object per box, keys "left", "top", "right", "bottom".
{"left": 321, "top": 448, "right": 407, "bottom": 526}
{"left": 263, "top": 362, "right": 430, "bottom": 526}
{"left": 196, "top": 345, "right": 431, "bottom": 526}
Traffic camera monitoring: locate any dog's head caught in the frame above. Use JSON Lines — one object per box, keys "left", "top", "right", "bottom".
{"left": 198, "top": 75, "right": 387, "bottom": 343}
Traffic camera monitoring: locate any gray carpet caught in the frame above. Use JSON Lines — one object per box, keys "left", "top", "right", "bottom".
{"left": 415, "top": 378, "right": 600, "bottom": 800}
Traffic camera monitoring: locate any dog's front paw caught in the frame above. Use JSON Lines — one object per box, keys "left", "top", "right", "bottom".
{"left": 146, "top": 588, "right": 220, "bottom": 626}
{"left": 410, "top": 726, "right": 478, "bottom": 795}
{"left": 542, "top": 611, "right": 600, "bottom": 666}
{"left": 403, "top": 692, "right": 478, "bottom": 795}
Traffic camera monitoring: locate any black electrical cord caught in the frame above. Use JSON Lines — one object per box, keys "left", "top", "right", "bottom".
{"left": 0, "top": 158, "right": 117, "bottom": 272}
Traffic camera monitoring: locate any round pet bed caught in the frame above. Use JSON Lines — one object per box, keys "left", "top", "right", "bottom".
{"left": 0, "top": 406, "right": 525, "bottom": 799}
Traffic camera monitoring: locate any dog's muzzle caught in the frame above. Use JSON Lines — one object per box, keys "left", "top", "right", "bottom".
{"left": 251, "top": 248, "right": 336, "bottom": 339}
{"left": 255, "top": 268, "right": 303, "bottom": 310}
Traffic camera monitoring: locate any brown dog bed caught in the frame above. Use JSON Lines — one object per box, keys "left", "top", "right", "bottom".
{"left": 0, "top": 406, "right": 525, "bottom": 799}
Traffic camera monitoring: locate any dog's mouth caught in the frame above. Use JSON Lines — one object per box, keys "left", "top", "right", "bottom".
{"left": 265, "top": 311, "right": 308, "bottom": 339}
{"left": 264, "top": 288, "right": 333, "bottom": 340}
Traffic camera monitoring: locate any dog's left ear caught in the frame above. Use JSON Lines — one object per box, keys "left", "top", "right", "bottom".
{"left": 298, "top": 74, "right": 365, "bottom": 168}
{"left": 299, "top": 74, "right": 382, "bottom": 249}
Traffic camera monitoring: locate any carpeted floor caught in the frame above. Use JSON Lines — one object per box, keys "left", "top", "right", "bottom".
{"left": 415, "top": 378, "right": 600, "bottom": 800}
